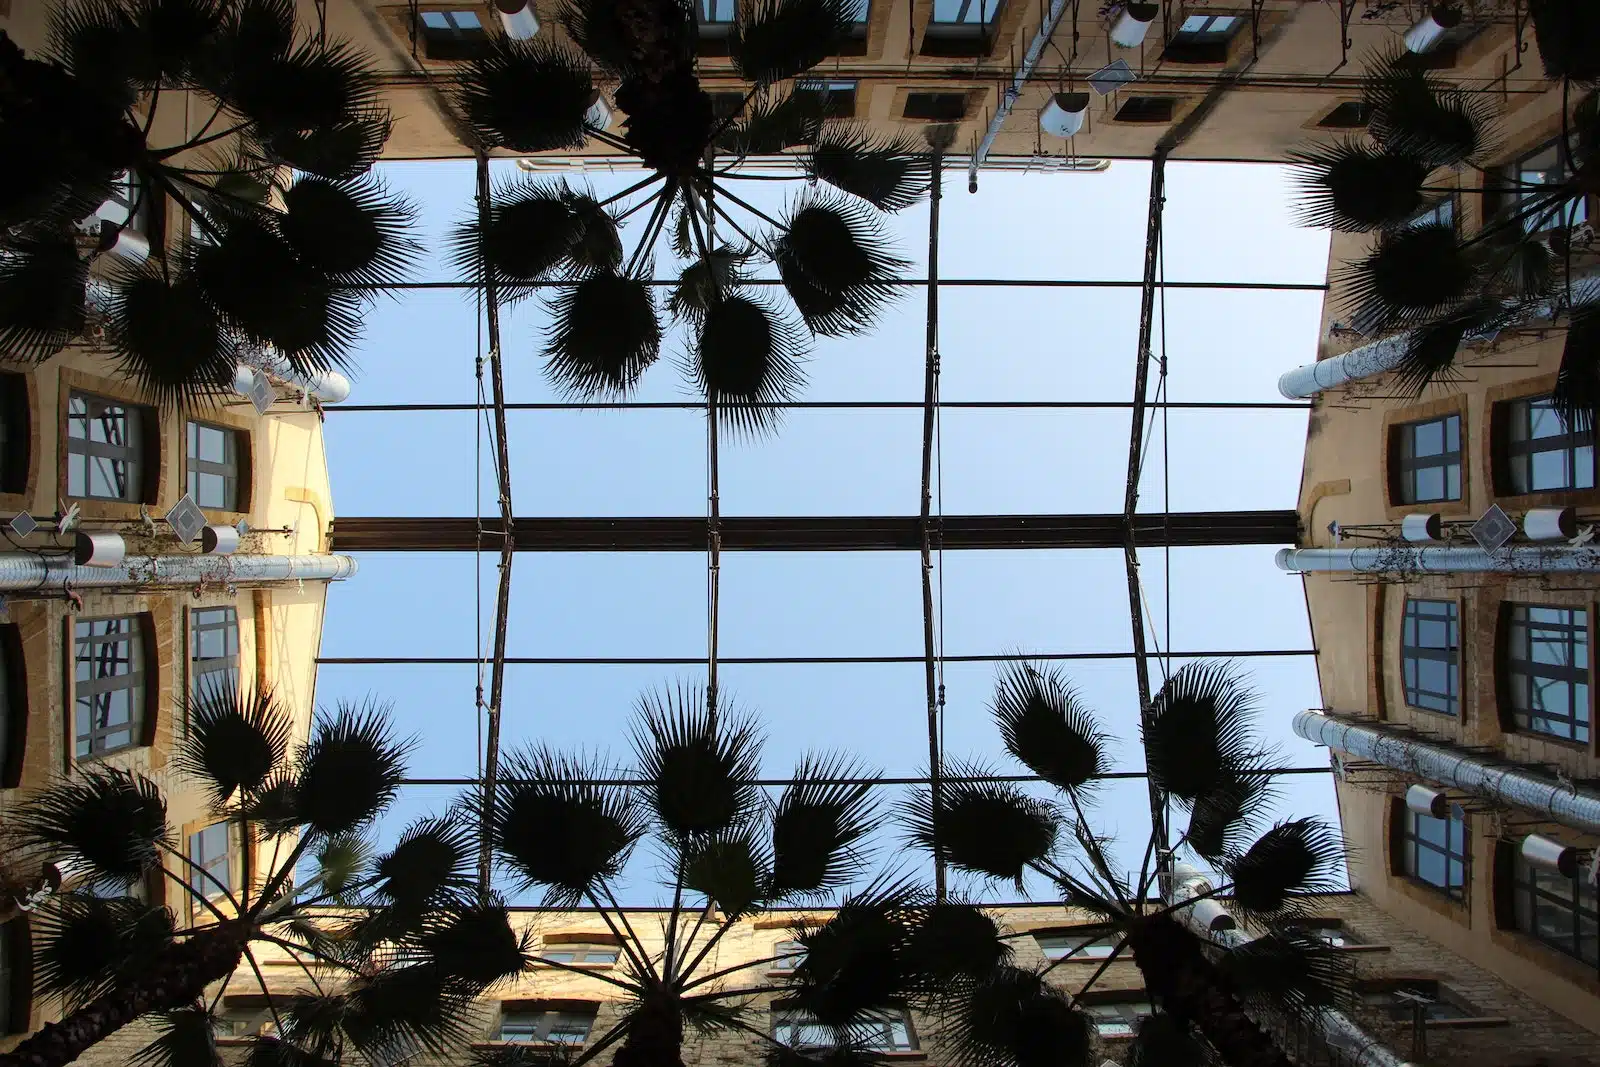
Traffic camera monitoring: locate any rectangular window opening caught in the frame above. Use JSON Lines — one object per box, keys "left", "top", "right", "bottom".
{"left": 67, "top": 392, "right": 152, "bottom": 503}
{"left": 186, "top": 421, "right": 242, "bottom": 512}
{"left": 74, "top": 615, "right": 145, "bottom": 758}
{"left": 1114, "top": 96, "right": 1176, "bottom": 123}
{"left": 903, "top": 91, "right": 969, "bottom": 122}
{"left": 1392, "top": 414, "right": 1463, "bottom": 504}
{"left": 1402, "top": 803, "right": 1469, "bottom": 901}
{"left": 1402, "top": 598, "right": 1461, "bottom": 716}
{"left": 1506, "top": 604, "right": 1590, "bottom": 743}
{"left": 1504, "top": 395, "right": 1596, "bottom": 494}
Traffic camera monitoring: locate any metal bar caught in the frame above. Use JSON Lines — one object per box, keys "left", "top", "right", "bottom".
{"left": 363, "top": 277, "right": 1327, "bottom": 291}
{"left": 399, "top": 766, "right": 1335, "bottom": 787}
{"left": 920, "top": 150, "right": 946, "bottom": 901}
{"left": 329, "top": 400, "right": 1313, "bottom": 412}
{"left": 329, "top": 511, "right": 1301, "bottom": 552}
{"left": 317, "top": 648, "right": 1317, "bottom": 666}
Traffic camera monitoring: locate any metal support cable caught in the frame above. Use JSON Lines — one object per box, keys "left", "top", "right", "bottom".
{"left": 920, "top": 150, "right": 946, "bottom": 901}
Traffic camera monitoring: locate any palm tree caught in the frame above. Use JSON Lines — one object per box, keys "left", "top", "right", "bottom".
{"left": 485, "top": 682, "right": 1007, "bottom": 1067}
{"left": 1286, "top": 3, "right": 1599, "bottom": 411}
{"left": 0, "top": 686, "right": 525, "bottom": 1067}
{"left": 899, "top": 660, "right": 1353, "bottom": 1067}
{"left": 448, "top": 0, "right": 934, "bottom": 435}
{"left": 0, "top": 0, "right": 416, "bottom": 407}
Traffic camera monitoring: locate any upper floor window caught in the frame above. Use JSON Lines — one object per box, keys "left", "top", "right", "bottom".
{"left": 1359, "top": 979, "right": 1475, "bottom": 1021}
{"left": 1392, "top": 414, "right": 1462, "bottom": 504}
{"left": 188, "top": 821, "right": 233, "bottom": 919}
{"left": 538, "top": 942, "right": 619, "bottom": 965}
{"left": 1514, "top": 140, "right": 1588, "bottom": 235}
{"left": 0, "top": 372, "right": 28, "bottom": 496}
{"left": 797, "top": 79, "right": 858, "bottom": 119}
{"left": 1085, "top": 999, "right": 1151, "bottom": 1039}
{"left": 186, "top": 421, "right": 243, "bottom": 511}
{"left": 67, "top": 392, "right": 152, "bottom": 503}
{"left": 1114, "top": 96, "right": 1176, "bottom": 123}
{"left": 931, "top": 0, "right": 1001, "bottom": 27}
{"left": 190, "top": 607, "right": 240, "bottom": 698}
{"left": 0, "top": 626, "right": 24, "bottom": 790}
{"left": 1401, "top": 801, "right": 1468, "bottom": 901}
{"left": 74, "top": 615, "right": 146, "bottom": 758}
{"left": 1505, "top": 604, "right": 1590, "bottom": 743}
{"left": 698, "top": 0, "right": 734, "bottom": 33}
{"left": 1163, "top": 13, "right": 1239, "bottom": 61}
{"left": 1034, "top": 927, "right": 1118, "bottom": 960}
{"left": 1402, "top": 598, "right": 1460, "bottom": 716}
{"left": 903, "top": 92, "right": 970, "bottom": 122}
{"left": 1298, "top": 918, "right": 1362, "bottom": 948}
{"left": 922, "top": 0, "right": 1003, "bottom": 55}
{"left": 94, "top": 169, "right": 164, "bottom": 250}
{"left": 499, "top": 1003, "right": 598, "bottom": 1043}
{"left": 417, "top": 9, "right": 489, "bottom": 60}
{"left": 1511, "top": 847, "right": 1599, "bottom": 966}
{"left": 214, "top": 997, "right": 276, "bottom": 1038}
{"left": 772, "top": 940, "right": 806, "bottom": 970}
{"left": 773, "top": 1008, "right": 916, "bottom": 1052}
{"left": 1503, "top": 396, "right": 1596, "bottom": 494}
{"left": 1316, "top": 101, "right": 1371, "bottom": 128}
{"left": 1407, "top": 195, "right": 1455, "bottom": 232}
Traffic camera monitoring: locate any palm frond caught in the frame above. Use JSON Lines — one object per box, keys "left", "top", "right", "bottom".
{"left": 236, "top": 773, "right": 301, "bottom": 837}
{"left": 668, "top": 244, "right": 754, "bottom": 325}
{"left": 767, "top": 753, "right": 877, "bottom": 900}
{"left": 1479, "top": 225, "right": 1558, "bottom": 301}
{"left": 243, "top": 1037, "right": 339, "bottom": 1067}
{"left": 542, "top": 270, "right": 662, "bottom": 399}
{"left": 492, "top": 747, "right": 646, "bottom": 906}
{"left": 1387, "top": 300, "right": 1504, "bottom": 398}
{"left": 1143, "top": 661, "right": 1264, "bottom": 804}
{"left": 1217, "top": 926, "right": 1356, "bottom": 1019}
{"left": 338, "top": 965, "right": 482, "bottom": 1058}
{"left": 1529, "top": 0, "right": 1600, "bottom": 82}
{"left": 773, "top": 191, "right": 907, "bottom": 337}
{"left": 730, "top": 0, "right": 854, "bottom": 84}
{"left": 255, "top": 110, "right": 392, "bottom": 181}
{"left": 451, "top": 178, "right": 585, "bottom": 303}
{"left": 1554, "top": 309, "right": 1600, "bottom": 435}
{"left": 805, "top": 126, "right": 934, "bottom": 212}
{"left": 47, "top": 0, "right": 145, "bottom": 107}
{"left": 1336, "top": 223, "right": 1477, "bottom": 335}
{"left": 1223, "top": 818, "right": 1345, "bottom": 921}
{"left": 131, "top": 1004, "right": 222, "bottom": 1067}
{"left": 103, "top": 262, "right": 237, "bottom": 409}
{"left": 717, "top": 89, "right": 826, "bottom": 156}
{"left": 939, "top": 966, "right": 1091, "bottom": 1067}
{"left": 1286, "top": 140, "right": 1427, "bottom": 232}
{"left": 899, "top": 765, "right": 1057, "bottom": 890}
{"left": 12, "top": 768, "right": 169, "bottom": 888}
{"left": 227, "top": 39, "right": 383, "bottom": 147}
{"left": 131, "top": 0, "right": 223, "bottom": 84}
{"left": 1363, "top": 49, "right": 1499, "bottom": 167}
{"left": 786, "top": 878, "right": 921, "bottom": 1025}
{"left": 692, "top": 291, "right": 809, "bottom": 436}
{"left": 279, "top": 174, "right": 418, "bottom": 289}
{"left": 1184, "top": 775, "right": 1273, "bottom": 862}
{"left": 455, "top": 37, "right": 594, "bottom": 152}
{"left": 562, "top": 189, "right": 624, "bottom": 274}
{"left": 292, "top": 698, "right": 411, "bottom": 838}
{"left": 992, "top": 661, "right": 1110, "bottom": 795}
{"left": 418, "top": 900, "right": 531, "bottom": 987}
{"left": 559, "top": 0, "right": 697, "bottom": 76}
{"left": 684, "top": 829, "right": 771, "bottom": 918}
{"left": 312, "top": 834, "right": 373, "bottom": 905}
{"left": 1125, "top": 1014, "right": 1211, "bottom": 1067}
{"left": 765, "top": 1043, "right": 892, "bottom": 1067}
{"left": 0, "top": 234, "right": 88, "bottom": 362}
{"left": 374, "top": 814, "right": 478, "bottom": 911}
{"left": 33, "top": 893, "right": 177, "bottom": 1011}
{"left": 176, "top": 685, "right": 292, "bottom": 808}
{"left": 902, "top": 902, "right": 1010, "bottom": 996}
{"left": 633, "top": 683, "right": 763, "bottom": 841}
{"left": 197, "top": 0, "right": 295, "bottom": 94}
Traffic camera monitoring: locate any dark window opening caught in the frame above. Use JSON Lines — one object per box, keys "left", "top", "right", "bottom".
{"left": 500, "top": 1003, "right": 599, "bottom": 1044}
{"left": 798, "top": 79, "right": 858, "bottom": 119}
{"left": 1391, "top": 414, "right": 1462, "bottom": 504}
{"left": 0, "top": 625, "right": 26, "bottom": 789}
{"left": 1115, "top": 96, "right": 1175, "bottom": 123}
{"left": 1317, "top": 101, "right": 1371, "bottom": 128}
{"left": 709, "top": 92, "right": 748, "bottom": 120}
{"left": 1162, "top": 13, "right": 1240, "bottom": 62}
{"left": 1401, "top": 802, "right": 1469, "bottom": 901}
{"left": 921, "top": 0, "right": 1002, "bottom": 56}
{"left": 0, "top": 373, "right": 28, "bottom": 495}
{"left": 903, "top": 92, "right": 969, "bottom": 122}
{"left": 417, "top": 9, "right": 489, "bottom": 60}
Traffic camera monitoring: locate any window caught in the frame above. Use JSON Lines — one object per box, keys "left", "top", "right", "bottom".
{"left": 709, "top": 91, "right": 747, "bottom": 120}
{"left": 214, "top": 998, "right": 276, "bottom": 1038}
{"left": 1504, "top": 396, "right": 1596, "bottom": 494}
{"left": 538, "top": 943, "right": 619, "bottom": 965}
{"left": 74, "top": 616, "right": 146, "bottom": 758}
{"left": 499, "top": 1005, "right": 598, "bottom": 1044}
{"left": 186, "top": 421, "right": 242, "bottom": 511}
{"left": 1512, "top": 848, "right": 1599, "bottom": 966}
{"left": 1114, "top": 96, "right": 1176, "bottom": 123}
{"left": 772, "top": 940, "right": 806, "bottom": 970}
{"left": 1402, "top": 802, "right": 1469, "bottom": 900}
{"left": 1505, "top": 605, "right": 1590, "bottom": 742}
{"left": 1164, "top": 13, "right": 1239, "bottom": 61}
{"left": 774, "top": 1009, "right": 916, "bottom": 1052}
{"left": 923, "top": 0, "right": 1002, "bottom": 55}
{"left": 1392, "top": 414, "right": 1462, "bottom": 504}
{"left": 1514, "top": 140, "right": 1587, "bottom": 235}
{"left": 188, "top": 822, "right": 232, "bottom": 916}
{"left": 0, "top": 625, "right": 24, "bottom": 790}
{"left": 190, "top": 607, "right": 240, "bottom": 699}
{"left": 0, "top": 372, "right": 28, "bottom": 495}
{"left": 903, "top": 92, "right": 969, "bottom": 122}
{"left": 1317, "top": 101, "right": 1371, "bottom": 128}
{"left": 1085, "top": 1000, "right": 1151, "bottom": 1039}
{"left": 1402, "top": 599, "right": 1460, "bottom": 716}
{"left": 417, "top": 9, "right": 488, "bottom": 60}
{"left": 1360, "top": 980, "right": 1474, "bottom": 1022}
{"left": 1299, "top": 919, "right": 1362, "bottom": 948}
{"left": 797, "top": 79, "right": 858, "bottom": 119}
{"left": 1175, "top": 13, "right": 1238, "bottom": 38}
{"left": 1034, "top": 928, "right": 1118, "bottom": 960}
{"left": 95, "top": 169, "right": 163, "bottom": 247}
{"left": 698, "top": 0, "right": 734, "bottom": 32}
{"left": 930, "top": 0, "right": 1001, "bottom": 26}
{"left": 67, "top": 392, "right": 152, "bottom": 503}
{"left": 1407, "top": 195, "right": 1456, "bottom": 232}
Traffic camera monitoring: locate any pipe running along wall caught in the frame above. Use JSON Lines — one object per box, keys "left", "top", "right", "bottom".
{"left": 1275, "top": 545, "right": 1600, "bottom": 574}
{"left": 0, "top": 553, "right": 358, "bottom": 593}
{"left": 1293, "top": 709, "right": 1600, "bottom": 836}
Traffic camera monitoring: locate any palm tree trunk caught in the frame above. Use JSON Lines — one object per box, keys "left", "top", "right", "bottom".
{"left": 610, "top": 995, "right": 685, "bottom": 1067}
{"left": 1124, "top": 915, "right": 1294, "bottom": 1067}
{"left": 0, "top": 922, "right": 249, "bottom": 1067}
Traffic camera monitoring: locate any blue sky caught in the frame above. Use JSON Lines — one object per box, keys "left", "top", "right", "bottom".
{"left": 315, "top": 156, "right": 1334, "bottom": 903}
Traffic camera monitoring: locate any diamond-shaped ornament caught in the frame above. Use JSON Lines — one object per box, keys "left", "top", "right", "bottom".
{"left": 248, "top": 370, "right": 277, "bottom": 416}
{"left": 1471, "top": 504, "right": 1516, "bottom": 552}
{"left": 7, "top": 511, "right": 36, "bottom": 538}
{"left": 166, "top": 494, "right": 207, "bottom": 544}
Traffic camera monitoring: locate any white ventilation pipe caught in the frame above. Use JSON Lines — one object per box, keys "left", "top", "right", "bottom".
{"left": 1295, "top": 709, "right": 1600, "bottom": 835}
{"left": 1404, "top": 4, "right": 1461, "bottom": 53}
{"left": 0, "top": 552, "right": 356, "bottom": 592}
{"left": 1166, "top": 865, "right": 1415, "bottom": 1067}
{"left": 235, "top": 360, "right": 352, "bottom": 406}
{"left": 1275, "top": 545, "right": 1600, "bottom": 574}
{"left": 1277, "top": 273, "right": 1600, "bottom": 399}
{"left": 967, "top": 0, "right": 1075, "bottom": 192}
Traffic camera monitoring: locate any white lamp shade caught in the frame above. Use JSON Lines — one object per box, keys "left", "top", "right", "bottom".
{"left": 1110, "top": 2, "right": 1158, "bottom": 48}
{"left": 1523, "top": 507, "right": 1576, "bottom": 542}
{"left": 495, "top": 0, "right": 540, "bottom": 38}
{"left": 586, "top": 94, "right": 613, "bottom": 130}
{"left": 1189, "top": 898, "right": 1237, "bottom": 933}
{"left": 1521, "top": 834, "right": 1580, "bottom": 878}
{"left": 1401, "top": 513, "right": 1443, "bottom": 543}
{"left": 201, "top": 524, "right": 241, "bottom": 555}
{"left": 74, "top": 531, "right": 126, "bottom": 567}
{"left": 1405, "top": 784, "right": 1449, "bottom": 819}
{"left": 1040, "top": 92, "right": 1090, "bottom": 138}
{"left": 1404, "top": 4, "right": 1462, "bottom": 53}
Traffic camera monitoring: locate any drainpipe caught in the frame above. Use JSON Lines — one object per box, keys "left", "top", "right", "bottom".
{"left": 966, "top": 0, "right": 1073, "bottom": 193}
{"left": 1294, "top": 709, "right": 1600, "bottom": 835}
{"left": 1277, "top": 273, "right": 1600, "bottom": 399}
{"left": 1276, "top": 545, "right": 1600, "bottom": 574}
{"left": 0, "top": 553, "right": 357, "bottom": 593}
{"left": 1167, "top": 865, "right": 1417, "bottom": 1067}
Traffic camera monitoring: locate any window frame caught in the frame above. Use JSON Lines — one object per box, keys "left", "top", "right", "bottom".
{"left": 1509, "top": 138, "right": 1590, "bottom": 236}
{"left": 1114, "top": 96, "right": 1177, "bottom": 124}
{"left": 1500, "top": 395, "right": 1597, "bottom": 496}
{"left": 1401, "top": 598, "right": 1461, "bottom": 717}
{"left": 1509, "top": 846, "right": 1600, "bottom": 968}
{"left": 185, "top": 420, "right": 245, "bottom": 513}
{"left": 187, "top": 821, "right": 234, "bottom": 920}
{"left": 1162, "top": 13, "right": 1241, "bottom": 62}
{"left": 772, "top": 1007, "right": 918, "bottom": 1052}
{"left": 534, "top": 943, "right": 621, "bottom": 966}
{"left": 902, "top": 91, "right": 972, "bottom": 122}
{"left": 1083, "top": 998, "right": 1152, "bottom": 1039}
{"left": 1502, "top": 603, "right": 1591, "bottom": 744}
{"left": 188, "top": 606, "right": 241, "bottom": 703}
{"left": 796, "top": 79, "right": 859, "bottom": 119}
{"left": 415, "top": 7, "right": 491, "bottom": 60}
{"left": 73, "top": 614, "right": 150, "bottom": 760}
{"left": 1315, "top": 100, "right": 1371, "bottom": 129}
{"left": 770, "top": 939, "right": 806, "bottom": 971}
{"left": 65, "top": 391, "right": 156, "bottom": 504}
{"left": 0, "top": 371, "right": 30, "bottom": 498}
{"left": 1399, "top": 801, "right": 1470, "bottom": 902}
{"left": 1033, "top": 926, "right": 1119, "bottom": 961}
{"left": 497, "top": 1004, "right": 599, "bottom": 1044}
{"left": 920, "top": 0, "right": 1004, "bottom": 56}
{"left": 1390, "top": 413, "right": 1463, "bottom": 505}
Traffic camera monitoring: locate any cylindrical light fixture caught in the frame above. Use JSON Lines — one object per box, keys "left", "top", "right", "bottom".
{"left": 1109, "top": 2, "right": 1158, "bottom": 48}
{"left": 586, "top": 93, "right": 613, "bottom": 131}
{"left": 1039, "top": 92, "right": 1090, "bottom": 138}
{"left": 201, "top": 525, "right": 240, "bottom": 556}
{"left": 1521, "top": 833, "right": 1581, "bottom": 878}
{"left": 1402, "top": 513, "right": 1444, "bottom": 543}
{"left": 1406, "top": 784, "right": 1449, "bottom": 819}
{"left": 1404, "top": 4, "right": 1462, "bottom": 54}
{"left": 495, "top": 0, "right": 539, "bottom": 38}
{"left": 1189, "top": 897, "right": 1237, "bottom": 933}
{"left": 97, "top": 223, "right": 150, "bottom": 265}
{"left": 74, "top": 531, "right": 126, "bottom": 567}
{"left": 1523, "top": 507, "right": 1577, "bottom": 542}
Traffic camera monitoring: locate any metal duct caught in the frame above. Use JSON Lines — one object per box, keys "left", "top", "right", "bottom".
{"left": 1275, "top": 545, "right": 1600, "bottom": 574}
{"left": 0, "top": 553, "right": 357, "bottom": 592}
{"left": 967, "top": 0, "right": 1074, "bottom": 192}
{"left": 1295, "top": 709, "right": 1600, "bottom": 835}
{"left": 1165, "top": 865, "right": 1414, "bottom": 1067}
{"left": 1277, "top": 274, "right": 1600, "bottom": 399}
